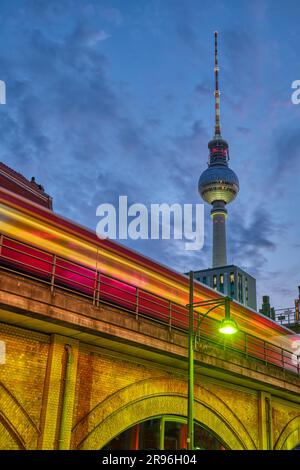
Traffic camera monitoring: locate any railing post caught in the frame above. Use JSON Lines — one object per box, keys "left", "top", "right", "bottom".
{"left": 194, "top": 312, "right": 199, "bottom": 349}
{"left": 168, "top": 301, "right": 172, "bottom": 332}
{"left": 93, "top": 270, "right": 97, "bottom": 306}
{"left": 96, "top": 271, "right": 101, "bottom": 307}
{"left": 93, "top": 270, "right": 100, "bottom": 307}
{"left": 136, "top": 288, "right": 139, "bottom": 320}
{"left": 281, "top": 348, "right": 285, "bottom": 371}
{"left": 0, "top": 234, "right": 3, "bottom": 257}
{"left": 51, "top": 254, "right": 56, "bottom": 293}
{"left": 263, "top": 341, "right": 267, "bottom": 366}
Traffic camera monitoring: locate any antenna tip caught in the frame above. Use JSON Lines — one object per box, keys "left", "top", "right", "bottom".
{"left": 214, "top": 31, "right": 218, "bottom": 35}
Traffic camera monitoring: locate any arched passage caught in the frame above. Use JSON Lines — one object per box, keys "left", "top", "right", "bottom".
{"left": 72, "top": 377, "right": 256, "bottom": 450}
{"left": 274, "top": 416, "right": 300, "bottom": 450}
{"left": 101, "top": 415, "right": 228, "bottom": 450}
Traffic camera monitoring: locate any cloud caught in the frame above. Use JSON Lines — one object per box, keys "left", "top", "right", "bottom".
{"left": 0, "top": 0, "right": 298, "bottom": 310}
{"left": 85, "top": 30, "right": 110, "bottom": 46}
{"left": 195, "top": 83, "right": 211, "bottom": 97}
{"left": 102, "top": 7, "right": 123, "bottom": 26}
{"left": 221, "top": 28, "right": 263, "bottom": 119}
{"left": 172, "top": 1, "right": 202, "bottom": 52}
{"left": 273, "top": 128, "right": 300, "bottom": 177}
{"left": 0, "top": 7, "right": 124, "bottom": 222}
{"left": 68, "top": 23, "right": 111, "bottom": 48}
{"left": 228, "top": 207, "right": 277, "bottom": 276}
{"left": 176, "top": 22, "right": 200, "bottom": 51}
{"left": 236, "top": 126, "right": 251, "bottom": 135}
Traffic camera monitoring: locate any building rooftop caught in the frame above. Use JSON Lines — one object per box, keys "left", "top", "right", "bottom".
{"left": 0, "top": 162, "right": 52, "bottom": 210}
{"left": 193, "top": 264, "right": 256, "bottom": 280}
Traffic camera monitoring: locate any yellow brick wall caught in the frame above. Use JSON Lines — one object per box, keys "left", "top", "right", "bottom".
{"left": 71, "top": 343, "right": 300, "bottom": 450}
{"left": 72, "top": 346, "right": 170, "bottom": 430}
{"left": 71, "top": 344, "right": 260, "bottom": 449}
{"left": 0, "top": 322, "right": 50, "bottom": 449}
{"left": 0, "top": 420, "right": 22, "bottom": 449}
{"left": 272, "top": 399, "right": 300, "bottom": 449}
{"left": 1, "top": 321, "right": 300, "bottom": 450}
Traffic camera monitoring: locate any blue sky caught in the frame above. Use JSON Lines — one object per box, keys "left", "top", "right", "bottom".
{"left": 0, "top": 0, "right": 300, "bottom": 309}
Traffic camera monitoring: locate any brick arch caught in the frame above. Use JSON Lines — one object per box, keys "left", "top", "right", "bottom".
{"left": 274, "top": 416, "right": 300, "bottom": 450}
{"left": 0, "top": 382, "right": 40, "bottom": 449}
{"left": 72, "top": 377, "right": 256, "bottom": 450}
{"left": 0, "top": 415, "right": 25, "bottom": 449}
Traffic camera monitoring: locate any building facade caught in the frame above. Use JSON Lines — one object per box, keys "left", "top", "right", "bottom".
{"left": 194, "top": 265, "right": 257, "bottom": 311}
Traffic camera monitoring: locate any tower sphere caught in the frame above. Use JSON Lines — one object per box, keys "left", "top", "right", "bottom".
{"left": 198, "top": 165, "right": 239, "bottom": 204}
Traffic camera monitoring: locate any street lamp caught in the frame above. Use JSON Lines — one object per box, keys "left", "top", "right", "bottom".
{"left": 186, "top": 271, "right": 238, "bottom": 450}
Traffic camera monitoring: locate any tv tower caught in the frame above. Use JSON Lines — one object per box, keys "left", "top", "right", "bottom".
{"left": 198, "top": 32, "right": 239, "bottom": 268}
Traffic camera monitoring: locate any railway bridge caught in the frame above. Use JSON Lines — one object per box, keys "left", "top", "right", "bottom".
{"left": 1, "top": 264, "right": 300, "bottom": 450}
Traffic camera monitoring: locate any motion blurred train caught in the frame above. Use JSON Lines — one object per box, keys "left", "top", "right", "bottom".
{"left": 0, "top": 164, "right": 298, "bottom": 374}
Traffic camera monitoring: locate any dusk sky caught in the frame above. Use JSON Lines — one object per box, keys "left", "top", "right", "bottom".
{"left": 0, "top": 0, "right": 299, "bottom": 309}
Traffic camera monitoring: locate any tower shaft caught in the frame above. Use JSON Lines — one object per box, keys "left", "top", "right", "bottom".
{"left": 211, "top": 201, "right": 227, "bottom": 267}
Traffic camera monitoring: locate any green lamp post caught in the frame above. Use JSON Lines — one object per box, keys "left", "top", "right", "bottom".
{"left": 186, "top": 271, "right": 238, "bottom": 450}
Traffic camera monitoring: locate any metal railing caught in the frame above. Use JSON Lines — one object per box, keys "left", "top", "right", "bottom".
{"left": 275, "top": 308, "right": 299, "bottom": 326}
{"left": 0, "top": 233, "right": 299, "bottom": 376}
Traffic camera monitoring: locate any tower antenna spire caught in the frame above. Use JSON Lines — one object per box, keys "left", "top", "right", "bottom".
{"left": 214, "top": 31, "right": 221, "bottom": 136}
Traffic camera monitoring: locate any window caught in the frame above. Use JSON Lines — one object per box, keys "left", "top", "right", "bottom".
{"left": 238, "top": 273, "right": 243, "bottom": 303}
{"left": 102, "top": 416, "right": 227, "bottom": 450}
{"left": 164, "top": 421, "right": 187, "bottom": 450}
{"left": 230, "top": 272, "right": 235, "bottom": 297}
{"left": 213, "top": 275, "right": 217, "bottom": 290}
{"left": 202, "top": 276, "right": 207, "bottom": 285}
{"left": 245, "top": 278, "right": 248, "bottom": 304}
{"left": 219, "top": 274, "right": 224, "bottom": 293}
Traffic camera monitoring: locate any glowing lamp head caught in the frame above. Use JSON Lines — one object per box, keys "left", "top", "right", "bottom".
{"left": 218, "top": 318, "right": 238, "bottom": 335}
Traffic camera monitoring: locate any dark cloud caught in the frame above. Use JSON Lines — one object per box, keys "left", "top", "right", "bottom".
{"left": 26, "top": 0, "right": 75, "bottom": 17}
{"left": 172, "top": 1, "right": 202, "bottom": 52}
{"left": 223, "top": 29, "right": 261, "bottom": 93}
{"left": 273, "top": 128, "right": 300, "bottom": 177}
{"left": 176, "top": 23, "right": 200, "bottom": 51}
{"left": 0, "top": 1, "right": 298, "bottom": 310}
{"left": 236, "top": 126, "right": 251, "bottom": 135}
{"left": 228, "top": 207, "right": 277, "bottom": 277}
{"left": 220, "top": 28, "right": 263, "bottom": 120}
{"left": 101, "top": 7, "right": 123, "bottom": 26}
{"left": 195, "top": 83, "right": 211, "bottom": 97}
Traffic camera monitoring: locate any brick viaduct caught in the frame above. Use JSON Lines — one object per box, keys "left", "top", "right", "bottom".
{"left": 1, "top": 269, "right": 300, "bottom": 450}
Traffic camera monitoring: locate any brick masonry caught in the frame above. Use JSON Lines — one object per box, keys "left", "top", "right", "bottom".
{"left": 1, "top": 270, "right": 300, "bottom": 450}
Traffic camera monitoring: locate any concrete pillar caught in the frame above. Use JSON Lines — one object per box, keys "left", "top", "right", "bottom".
{"left": 223, "top": 272, "right": 228, "bottom": 295}
{"left": 258, "top": 392, "right": 273, "bottom": 450}
{"left": 38, "top": 335, "right": 79, "bottom": 450}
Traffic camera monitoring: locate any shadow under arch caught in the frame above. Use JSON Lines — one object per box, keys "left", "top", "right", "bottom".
{"left": 274, "top": 415, "right": 300, "bottom": 450}
{"left": 0, "top": 382, "right": 40, "bottom": 449}
{"left": 72, "top": 377, "right": 256, "bottom": 450}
